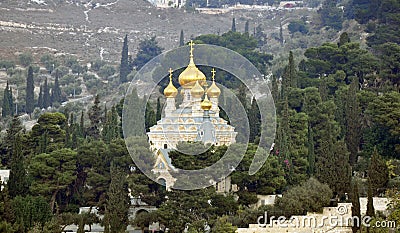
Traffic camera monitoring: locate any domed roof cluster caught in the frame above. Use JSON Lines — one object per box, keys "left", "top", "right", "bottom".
{"left": 163, "top": 41, "right": 221, "bottom": 107}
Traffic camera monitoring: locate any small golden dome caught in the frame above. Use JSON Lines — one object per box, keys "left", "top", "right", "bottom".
{"left": 207, "top": 68, "right": 221, "bottom": 98}
{"left": 190, "top": 81, "right": 204, "bottom": 98}
{"left": 201, "top": 94, "right": 212, "bottom": 111}
{"left": 164, "top": 68, "right": 178, "bottom": 98}
{"left": 178, "top": 40, "right": 206, "bottom": 88}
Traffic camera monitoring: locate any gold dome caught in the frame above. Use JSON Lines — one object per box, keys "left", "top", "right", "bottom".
{"left": 207, "top": 68, "right": 221, "bottom": 98}
{"left": 201, "top": 94, "right": 212, "bottom": 111}
{"left": 178, "top": 41, "right": 206, "bottom": 88}
{"left": 190, "top": 81, "right": 204, "bottom": 98}
{"left": 164, "top": 68, "right": 178, "bottom": 98}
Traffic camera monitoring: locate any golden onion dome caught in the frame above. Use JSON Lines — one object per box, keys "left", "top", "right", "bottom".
{"left": 190, "top": 81, "right": 204, "bottom": 98}
{"left": 201, "top": 94, "right": 212, "bottom": 111}
{"left": 178, "top": 41, "right": 207, "bottom": 88}
{"left": 164, "top": 68, "right": 178, "bottom": 98}
{"left": 207, "top": 68, "right": 221, "bottom": 98}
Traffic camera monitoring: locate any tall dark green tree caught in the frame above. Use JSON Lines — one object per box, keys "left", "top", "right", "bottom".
{"left": 179, "top": 30, "right": 184, "bottom": 47}
{"left": 338, "top": 32, "right": 350, "bottom": 47}
{"left": 7, "top": 134, "right": 28, "bottom": 198}
{"left": 244, "top": 20, "right": 249, "bottom": 35}
{"left": 351, "top": 181, "right": 361, "bottom": 233}
{"left": 2, "top": 82, "right": 13, "bottom": 117}
{"left": 87, "top": 94, "right": 102, "bottom": 139}
{"left": 25, "top": 66, "right": 35, "bottom": 115}
{"left": 43, "top": 78, "right": 51, "bottom": 108}
{"left": 0, "top": 116, "right": 23, "bottom": 167}
{"left": 51, "top": 72, "right": 62, "bottom": 105}
{"left": 231, "top": 18, "right": 236, "bottom": 32}
{"left": 366, "top": 179, "right": 375, "bottom": 218}
{"left": 156, "top": 97, "right": 162, "bottom": 121}
{"left": 37, "top": 85, "right": 43, "bottom": 109}
{"left": 368, "top": 148, "right": 388, "bottom": 195}
{"left": 120, "top": 34, "right": 130, "bottom": 83}
{"left": 345, "top": 78, "right": 361, "bottom": 165}
{"left": 145, "top": 102, "right": 156, "bottom": 132}
{"left": 248, "top": 97, "right": 261, "bottom": 143}
{"left": 106, "top": 163, "right": 129, "bottom": 233}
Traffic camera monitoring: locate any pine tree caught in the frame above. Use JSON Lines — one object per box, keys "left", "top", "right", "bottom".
{"left": 318, "top": 78, "right": 328, "bottom": 101}
{"left": 37, "top": 85, "right": 43, "bottom": 109}
{"left": 26, "top": 66, "right": 35, "bottom": 115}
{"left": 156, "top": 97, "right": 162, "bottom": 121}
{"left": 231, "top": 18, "right": 236, "bottom": 32}
{"left": 119, "top": 35, "right": 130, "bottom": 83}
{"left": 179, "top": 29, "right": 185, "bottom": 47}
{"left": 366, "top": 179, "right": 375, "bottom": 217}
{"left": 88, "top": 94, "right": 102, "bottom": 139}
{"left": 7, "top": 134, "right": 28, "bottom": 198}
{"left": 43, "top": 78, "right": 51, "bottom": 108}
{"left": 244, "top": 20, "right": 249, "bottom": 35}
{"left": 51, "top": 72, "right": 62, "bottom": 105}
{"left": 345, "top": 78, "right": 361, "bottom": 165}
{"left": 351, "top": 181, "right": 361, "bottom": 233}
{"left": 368, "top": 148, "right": 388, "bottom": 195}
{"left": 106, "top": 163, "right": 129, "bottom": 233}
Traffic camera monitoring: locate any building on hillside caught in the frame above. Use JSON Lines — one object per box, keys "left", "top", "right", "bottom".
{"left": 0, "top": 169, "right": 10, "bottom": 191}
{"left": 147, "top": 0, "right": 186, "bottom": 8}
{"left": 147, "top": 41, "right": 237, "bottom": 191}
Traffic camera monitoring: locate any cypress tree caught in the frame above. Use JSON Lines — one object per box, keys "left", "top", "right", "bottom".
{"left": 107, "top": 163, "right": 129, "bottom": 233}
{"left": 37, "top": 85, "right": 43, "bottom": 109}
{"left": 271, "top": 75, "right": 279, "bottom": 102}
{"left": 80, "top": 110, "right": 85, "bottom": 137}
{"left": 279, "top": 21, "right": 284, "bottom": 45}
{"left": 26, "top": 66, "right": 35, "bottom": 115}
{"left": 345, "top": 78, "right": 361, "bottom": 165}
{"left": 88, "top": 94, "right": 102, "bottom": 139}
{"left": 1, "top": 116, "right": 23, "bottom": 167}
{"left": 351, "top": 181, "right": 361, "bottom": 233}
{"left": 7, "top": 134, "right": 28, "bottom": 198}
{"left": 119, "top": 34, "right": 129, "bottom": 83}
{"left": 43, "top": 78, "right": 51, "bottom": 108}
{"left": 179, "top": 29, "right": 184, "bottom": 47}
{"left": 51, "top": 72, "right": 62, "bottom": 105}
{"left": 231, "top": 18, "right": 236, "bottom": 32}
{"left": 237, "top": 83, "right": 248, "bottom": 111}
{"left": 366, "top": 179, "right": 375, "bottom": 218}
{"left": 156, "top": 97, "right": 162, "bottom": 121}
{"left": 244, "top": 20, "right": 249, "bottom": 35}
{"left": 368, "top": 148, "right": 388, "bottom": 195}
{"left": 248, "top": 97, "right": 261, "bottom": 142}
{"left": 338, "top": 32, "right": 350, "bottom": 47}
{"left": 145, "top": 102, "right": 156, "bottom": 132}
{"left": 307, "top": 123, "right": 315, "bottom": 176}
{"left": 2, "top": 82, "right": 12, "bottom": 117}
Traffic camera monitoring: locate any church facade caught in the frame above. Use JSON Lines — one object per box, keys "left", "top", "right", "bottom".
{"left": 147, "top": 42, "right": 237, "bottom": 190}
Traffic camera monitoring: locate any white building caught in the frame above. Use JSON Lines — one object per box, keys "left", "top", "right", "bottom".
{"left": 0, "top": 169, "right": 10, "bottom": 191}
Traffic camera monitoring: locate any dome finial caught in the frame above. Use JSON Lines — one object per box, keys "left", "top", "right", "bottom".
{"left": 207, "top": 68, "right": 221, "bottom": 98}
{"left": 164, "top": 68, "right": 178, "bottom": 98}
{"left": 189, "top": 40, "right": 195, "bottom": 58}
{"left": 211, "top": 68, "right": 216, "bottom": 81}
{"left": 201, "top": 93, "right": 212, "bottom": 111}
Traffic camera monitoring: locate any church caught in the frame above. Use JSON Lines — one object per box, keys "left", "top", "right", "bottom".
{"left": 147, "top": 42, "right": 237, "bottom": 190}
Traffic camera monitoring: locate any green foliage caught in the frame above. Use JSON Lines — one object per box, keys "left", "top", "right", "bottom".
{"left": 7, "top": 134, "right": 28, "bottom": 198}
{"left": 288, "top": 20, "right": 309, "bottom": 35}
{"left": 352, "top": 181, "right": 361, "bottom": 233}
{"left": 28, "top": 148, "right": 77, "bottom": 212}
{"left": 275, "top": 177, "right": 332, "bottom": 217}
{"left": 318, "top": 1, "right": 343, "bottom": 30}
{"left": 18, "top": 52, "right": 33, "bottom": 67}
{"left": 231, "top": 18, "right": 236, "bottom": 32}
{"left": 212, "top": 216, "right": 237, "bottom": 233}
{"left": 105, "top": 163, "right": 129, "bottom": 233}
{"left": 132, "top": 37, "right": 163, "bottom": 70}
{"left": 12, "top": 195, "right": 52, "bottom": 231}
{"left": 2, "top": 82, "right": 14, "bottom": 117}
{"left": 120, "top": 35, "right": 130, "bottom": 83}
{"left": 25, "top": 66, "right": 35, "bottom": 114}
{"left": 87, "top": 94, "right": 102, "bottom": 139}
{"left": 179, "top": 29, "right": 184, "bottom": 47}
{"left": 368, "top": 148, "right": 389, "bottom": 195}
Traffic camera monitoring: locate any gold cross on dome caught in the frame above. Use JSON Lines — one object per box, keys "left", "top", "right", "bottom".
{"left": 168, "top": 68, "right": 173, "bottom": 81}
{"left": 189, "top": 40, "right": 195, "bottom": 56}
{"left": 211, "top": 68, "right": 216, "bottom": 81}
